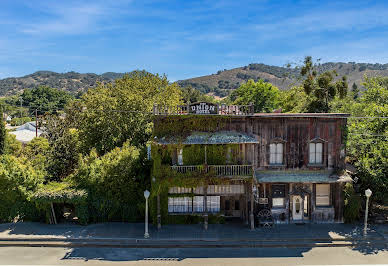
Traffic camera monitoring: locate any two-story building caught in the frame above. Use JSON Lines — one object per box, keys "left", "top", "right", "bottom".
{"left": 151, "top": 102, "right": 352, "bottom": 229}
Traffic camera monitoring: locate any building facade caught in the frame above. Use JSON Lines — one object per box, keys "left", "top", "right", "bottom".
{"left": 151, "top": 103, "right": 352, "bottom": 229}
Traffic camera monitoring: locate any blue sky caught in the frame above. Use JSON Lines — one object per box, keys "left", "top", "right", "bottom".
{"left": 1, "top": 0, "right": 388, "bottom": 80}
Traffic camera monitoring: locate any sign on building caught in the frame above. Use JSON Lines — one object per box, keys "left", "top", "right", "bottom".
{"left": 189, "top": 102, "right": 218, "bottom": 114}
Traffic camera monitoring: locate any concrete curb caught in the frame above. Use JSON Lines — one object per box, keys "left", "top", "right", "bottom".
{"left": 0, "top": 238, "right": 386, "bottom": 249}
{"left": 0, "top": 236, "right": 384, "bottom": 242}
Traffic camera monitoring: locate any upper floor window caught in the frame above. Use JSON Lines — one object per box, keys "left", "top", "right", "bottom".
{"left": 270, "top": 143, "right": 283, "bottom": 165}
{"left": 309, "top": 142, "right": 323, "bottom": 164}
{"left": 177, "top": 148, "right": 183, "bottom": 165}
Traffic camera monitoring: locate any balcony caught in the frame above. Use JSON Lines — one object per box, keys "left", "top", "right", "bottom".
{"left": 170, "top": 165, "right": 253, "bottom": 177}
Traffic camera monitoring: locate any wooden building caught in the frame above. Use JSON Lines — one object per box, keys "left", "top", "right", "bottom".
{"left": 151, "top": 102, "right": 352, "bottom": 229}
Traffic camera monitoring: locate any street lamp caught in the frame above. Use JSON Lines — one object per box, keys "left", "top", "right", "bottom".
{"left": 144, "top": 190, "right": 150, "bottom": 238}
{"left": 363, "top": 189, "right": 372, "bottom": 236}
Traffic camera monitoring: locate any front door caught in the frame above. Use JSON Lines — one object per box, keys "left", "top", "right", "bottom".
{"left": 292, "top": 195, "right": 303, "bottom": 221}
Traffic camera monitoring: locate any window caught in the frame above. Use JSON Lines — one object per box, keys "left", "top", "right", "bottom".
{"left": 193, "top": 196, "right": 204, "bottom": 213}
{"left": 168, "top": 197, "right": 192, "bottom": 213}
{"left": 309, "top": 143, "right": 323, "bottom": 164}
{"left": 235, "top": 200, "right": 240, "bottom": 210}
{"left": 316, "top": 184, "right": 330, "bottom": 206}
{"left": 270, "top": 143, "right": 283, "bottom": 164}
{"left": 225, "top": 200, "right": 230, "bottom": 210}
{"left": 272, "top": 184, "right": 286, "bottom": 207}
{"left": 192, "top": 196, "right": 220, "bottom": 213}
{"left": 169, "top": 187, "right": 191, "bottom": 194}
{"left": 207, "top": 185, "right": 244, "bottom": 194}
{"left": 177, "top": 148, "right": 183, "bottom": 165}
{"left": 207, "top": 196, "right": 221, "bottom": 213}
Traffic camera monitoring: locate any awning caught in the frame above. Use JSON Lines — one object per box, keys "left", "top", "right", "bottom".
{"left": 255, "top": 170, "right": 353, "bottom": 183}
{"left": 154, "top": 131, "right": 259, "bottom": 145}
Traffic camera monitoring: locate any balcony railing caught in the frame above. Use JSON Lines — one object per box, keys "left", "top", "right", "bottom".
{"left": 170, "top": 165, "right": 253, "bottom": 176}
{"left": 153, "top": 104, "right": 254, "bottom": 116}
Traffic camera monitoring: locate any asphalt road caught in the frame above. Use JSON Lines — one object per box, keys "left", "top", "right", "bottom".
{"left": 0, "top": 246, "right": 388, "bottom": 265}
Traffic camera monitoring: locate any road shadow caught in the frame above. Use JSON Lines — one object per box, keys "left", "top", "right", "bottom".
{"left": 62, "top": 247, "right": 312, "bottom": 262}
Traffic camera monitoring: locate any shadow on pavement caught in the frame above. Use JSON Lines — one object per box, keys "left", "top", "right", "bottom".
{"left": 62, "top": 247, "right": 311, "bottom": 262}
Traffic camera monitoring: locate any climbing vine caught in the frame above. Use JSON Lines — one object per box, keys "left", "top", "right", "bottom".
{"left": 153, "top": 115, "right": 234, "bottom": 138}
{"left": 150, "top": 143, "right": 251, "bottom": 224}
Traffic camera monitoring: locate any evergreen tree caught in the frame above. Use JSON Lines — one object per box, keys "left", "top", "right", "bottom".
{"left": 351, "top": 82, "right": 359, "bottom": 100}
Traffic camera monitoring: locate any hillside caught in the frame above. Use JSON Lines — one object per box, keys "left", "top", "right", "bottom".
{"left": 1, "top": 62, "right": 388, "bottom": 96}
{"left": 177, "top": 62, "right": 388, "bottom": 97}
{"left": 0, "top": 71, "right": 126, "bottom": 96}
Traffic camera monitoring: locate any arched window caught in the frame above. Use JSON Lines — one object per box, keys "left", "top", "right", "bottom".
{"left": 309, "top": 138, "right": 325, "bottom": 165}
{"left": 269, "top": 138, "right": 286, "bottom": 165}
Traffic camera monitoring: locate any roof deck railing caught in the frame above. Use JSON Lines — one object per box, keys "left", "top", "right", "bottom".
{"left": 171, "top": 164, "right": 253, "bottom": 177}
{"left": 153, "top": 102, "right": 254, "bottom": 116}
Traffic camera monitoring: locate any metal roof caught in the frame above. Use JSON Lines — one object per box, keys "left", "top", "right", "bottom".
{"left": 255, "top": 170, "right": 353, "bottom": 183}
{"left": 155, "top": 131, "right": 259, "bottom": 145}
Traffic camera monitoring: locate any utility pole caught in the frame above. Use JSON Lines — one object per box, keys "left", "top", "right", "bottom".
{"left": 35, "top": 109, "right": 38, "bottom": 137}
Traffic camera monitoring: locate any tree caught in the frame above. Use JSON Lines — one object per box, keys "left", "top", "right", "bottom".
{"left": 342, "top": 76, "right": 388, "bottom": 203}
{"left": 74, "top": 71, "right": 182, "bottom": 155}
{"left": 21, "top": 86, "right": 73, "bottom": 115}
{"left": 300, "top": 56, "right": 348, "bottom": 112}
{"left": 351, "top": 82, "right": 359, "bottom": 100}
{"left": 0, "top": 117, "right": 5, "bottom": 155}
{"left": 229, "top": 79, "right": 280, "bottom": 112}
{"left": 22, "top": 137, "right": 50, "bottom": 174}
{"left": 279, "top": 86, "right": 309, "bottom": 113}
{"left": 180, "top": 85, "right": 214, "bottom": 104}
{"left": 71, "top": 142, "right": 148, "bottom": 222}
{"left": 0, "top": 155, "right": 44, "bottom": 222}
{"left": 44, "top": 115, "right": 80, "bottom": 181}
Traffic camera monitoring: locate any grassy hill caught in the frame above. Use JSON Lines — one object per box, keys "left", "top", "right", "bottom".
{"left": 1, "top": 62, "right": 388, "bottom": 96}
{"left": 177, "top": 62, "right": 388, "bottom": 97}
{"left": 0, "top": 71, "right": 126, "bottom": 96}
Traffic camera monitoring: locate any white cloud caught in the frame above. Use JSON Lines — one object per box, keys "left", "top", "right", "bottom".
{"left": 253, "top": 6, "right": 388, "bottom": 40}
{"left": 20, "top": 2, "right": 123, "bottom": 35}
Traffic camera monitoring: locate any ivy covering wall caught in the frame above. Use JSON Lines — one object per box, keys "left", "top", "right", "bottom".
{"left": 153, "top": 115, "right": 234, "bottom": 138}
{"left": 150, "top": 143, "right": 250, "bottom": 224}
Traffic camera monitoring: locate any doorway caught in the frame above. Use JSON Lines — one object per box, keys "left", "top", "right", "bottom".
{"left": 292, "top": 195, "right": 303, "bottom": 221}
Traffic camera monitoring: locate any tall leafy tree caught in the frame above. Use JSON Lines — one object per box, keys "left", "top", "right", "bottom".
{"left": 75, "top": 71, "right": 182, "bottom": 155}
{"left": 229, "top": 79, "right": 280, "bottom": 112}
{"left": 21, "top": 86, "right": 73, "bottom": 115}
{"left": 333, "top": 76, "right": 388, "bottom": 202}
{"left": 300, "top": 56, "right": 348, "bottom": 112}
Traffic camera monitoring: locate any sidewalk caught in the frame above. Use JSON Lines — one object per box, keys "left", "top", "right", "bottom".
{"left": 0, "top": 222, "right": 386, "bottom": 242}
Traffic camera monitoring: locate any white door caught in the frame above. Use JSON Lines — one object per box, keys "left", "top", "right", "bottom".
{"left": 292, "top": 196, "right": 303, "bottom": 221}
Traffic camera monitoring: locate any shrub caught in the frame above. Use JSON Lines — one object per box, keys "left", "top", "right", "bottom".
{"left": 343, "top": 183, "right": 362, "bottom": 223}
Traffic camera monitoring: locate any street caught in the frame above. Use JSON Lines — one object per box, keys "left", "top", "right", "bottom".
{"left": 1, "top": 246, "right": 388, "bottom": 265}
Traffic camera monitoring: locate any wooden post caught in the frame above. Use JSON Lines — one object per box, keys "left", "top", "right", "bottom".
{"left": 204, "top": 185, "right": 208, "bottom": 230}
{"left": 157, "top": 193, "right": 161, "bottom": 230}
{"left": 250, "top": 181, "right": 254, "bottom": 230}
{"left": 245, "top": 183, "right": 249, "bottom": 224}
